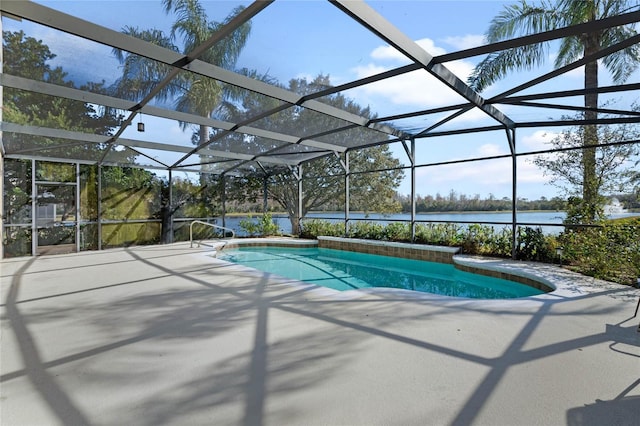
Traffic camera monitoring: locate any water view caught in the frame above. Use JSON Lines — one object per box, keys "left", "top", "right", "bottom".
{"left": 220, "top": 211, "right": 639, "bottom": 236}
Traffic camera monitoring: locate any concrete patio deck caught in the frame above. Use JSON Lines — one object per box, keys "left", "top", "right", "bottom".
{"left": 1, "top": 242, "right": 639, "bottom": 425}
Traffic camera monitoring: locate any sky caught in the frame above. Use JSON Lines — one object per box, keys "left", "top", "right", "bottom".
{"left": 4, "top": 0, "right": 640, "bottom": 200}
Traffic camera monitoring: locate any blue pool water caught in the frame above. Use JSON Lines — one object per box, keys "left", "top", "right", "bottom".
{"left": 217, "top": 247, "right": 545, "bottom": 299}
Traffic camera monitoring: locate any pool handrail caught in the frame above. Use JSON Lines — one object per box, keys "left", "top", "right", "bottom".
{"left": 190, "top": 220, "right": 235, "bottom": 248}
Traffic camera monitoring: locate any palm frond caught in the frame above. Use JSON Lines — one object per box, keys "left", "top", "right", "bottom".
{"left": 601, "top": 25, "right": 640, "bottom": 83}
{"left": 202, "top": 7, "right": 251, "bottom": 69}
{"left": 486, "top": 0, "right": 558, "bottom": 43}
{"left": 555, "top": 36, "right": 584, "bottom": 67}
{"left": 111, "top": 26, "right": 180, "bottom": 102}
{"left": 468, "top": 43, "right": 548, "bottom": 91}
{"left": 469, "top": 0, "right": 558, "bottom": 91}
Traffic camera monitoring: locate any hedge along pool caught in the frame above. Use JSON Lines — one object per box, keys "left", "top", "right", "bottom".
{"left": 216, "top": 246, "right": 546, "bottom": 299}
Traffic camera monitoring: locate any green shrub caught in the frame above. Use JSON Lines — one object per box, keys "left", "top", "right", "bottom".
{"left": 516, "top": 226, "right": 554, "bottom": 262}
{"left": 559, "top": 222, "right": 640, "bottom": 285}
{"left": 414, "top": 223, "right": 463, "bottom": 246}
{"left": 461, "top": 224, "right": 495, "bottom": 255}
{"left": 484, "top": 226, "right": 514, "bottom": 258}
{"left": 348, "top": 221, "right": 385, "bottom": 240}
{"left": 3, "top": 227, "right": 31, "bottom": 257}
{"left": 38, "top": 226, "right": 75, "bottom": 246}
{"left": 239, "top": 216, "right": 259, "bottom": 236}
{"left": 300, "top": 219, "right": 345, "bottom": 238}
{"left": 383, "top": 222, "right": 411, "bottom": 242}
{"left": 239, "top": 213, "right": 281, "bottom": 237}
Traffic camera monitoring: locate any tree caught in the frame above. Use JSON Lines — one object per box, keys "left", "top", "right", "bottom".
{"left": 533, "top": 109, "right": 640, "bottom": 222}
{"left": 112, "top": 0, "right": 252, "bottom": 241}
{"left": 226, "top": 74, "right": 404, "bottom": 234}
{"left": 113, "top": 0, "right": 250, "bottom": 141}
{"left": 3, "top": 30, "right": 123, "bottom": 221}
{"left": 4, "top": 30, "right": 122, "bottom": 145}
{"left": 3, "top": 31, "right": 126, "bottom": 255}
{"left": 468, "top": 0, "right": 640, "bottom": 222}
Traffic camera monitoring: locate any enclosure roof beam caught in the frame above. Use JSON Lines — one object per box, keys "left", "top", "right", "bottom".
{"left": 0, "top": 73, "right": 345, "bottom": 156}
{"left": 493, "top": 82, "right": 640, "bottom": 104}
{"left": 515, "top": 116, "right": 640, "bottom": 128}
{"left": 330, "top": 0, "right": 514, "bottom": 130}
{"left": 490, "top": 33, "right": 640, "bottom": 101}
{"left": 0, "top": 0, "right": 396, "bottom": 153}
{"left": 434, "top": 10, "right": 640, "bottom": 63}
{"left": 1, "top": 122, "right": 300, "bottom": 167}
{"left": 409, "top": 115, "right": 640, "bottom": 139}
{"left": 504, "top": 101, "right": 640, "bottom": 117}
{"left": 99, "top": 1, "right": 274, "bottom": 163}
{"left": 219, "top": 143, "right": 326, "bottom": 176}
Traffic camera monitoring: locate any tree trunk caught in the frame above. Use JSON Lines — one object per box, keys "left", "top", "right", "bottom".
{"left": 582, "top": 30, "right": 599, "bottom": 222}
{"left": 289, "top": 215, "right": 300, "bottom": 236}
{"left": 198, "top": 124, "right": 210, "bottom": 188}
{"left": 160, "top": 205, "right": 172, "bottom": 244}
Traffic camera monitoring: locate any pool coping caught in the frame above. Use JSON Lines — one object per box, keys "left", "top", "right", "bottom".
{"left": 453, "top": 257, "right": 555, "bottom": 293}
{"left": 208, "top": 237, "right": 605, "bottom": 297}
{"left": 317, "top": 236, "right": 459, "bottom": 265}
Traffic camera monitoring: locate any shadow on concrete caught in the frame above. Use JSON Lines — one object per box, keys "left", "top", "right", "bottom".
{"left": 567, "top": 379, "right": 640, "bottom": 426}
{"left": 2, "top": 245, "right": 639, "bottom": 425}
{"left": 3, "top": 257, "right": 91, "bottom": 425}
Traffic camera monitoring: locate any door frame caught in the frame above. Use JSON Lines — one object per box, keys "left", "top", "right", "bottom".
{"left": 31, "top": 161, "right": 81, "bottom": 256}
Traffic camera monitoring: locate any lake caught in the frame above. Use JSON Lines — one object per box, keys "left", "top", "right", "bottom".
{"left": 218, "top": 211, "right": 639, "bottom": 236}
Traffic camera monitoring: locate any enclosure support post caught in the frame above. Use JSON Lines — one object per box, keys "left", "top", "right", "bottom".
{"left": 97, "top": 165, "right": 102, "bottom": 251}
{"left": 297, "top": 164, "right": 303, "bottom": 235}
{"left": 344, "top": 151, "right": 350, "bottom": 237}
{"left": 31, "top": 159, "right": 36, "bottom": 256}
{"left": 410, "top": 139, "right": 416, "bottom": 242}
{"left": 221, "top": 174, "right": 226, "bottom": 229}
{"left": 508, "top": 128, "right": 517, "bottom": 260}
{"left": 168, "top": 169, "right": 173, "bottom": 243}
{"left": 401, "top": 139, "right": 416, "bottom": 241}
{"left": 0, "top": 154, "right": 3, "bottom": 260}
{"left": 76, "top": 162, "right": 80, "bottom": 253}
{"left": 263, "top": 175, "right": 268, "bottom": 213}
{"left": 0, "top": 18, "right": 3, "bottom": 259}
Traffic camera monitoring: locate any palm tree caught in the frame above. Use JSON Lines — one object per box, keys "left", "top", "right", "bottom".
{"left": 113, "top": 0, "right": 251, "bottom": 146}
{"left": 468, "top": 0, "right": 639, "bottom": 222}
{"left": 112, "top": 0, "right": 251, "bottom": 242}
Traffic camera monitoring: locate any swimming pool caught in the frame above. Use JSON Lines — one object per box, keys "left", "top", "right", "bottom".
{"left": 217, "top": 246, "right": 546, "bottom": 299}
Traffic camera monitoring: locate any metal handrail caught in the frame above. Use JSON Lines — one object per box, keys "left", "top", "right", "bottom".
{"left": 190, "top": 220, "right": 235, "bottom": 248}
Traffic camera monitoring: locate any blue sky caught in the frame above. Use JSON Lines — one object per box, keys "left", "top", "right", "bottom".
{"left": 6, "top": 0, "right": 640, "bottom": 200}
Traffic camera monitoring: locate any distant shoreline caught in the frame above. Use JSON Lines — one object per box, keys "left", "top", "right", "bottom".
{"left": 306, "top": 209, "right": 564, "bottom": 215}
{"left": 216, "top": 209, "right": 638, "bottom": 217}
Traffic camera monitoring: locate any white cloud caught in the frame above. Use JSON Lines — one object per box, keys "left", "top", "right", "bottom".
{"left": 350, "top": 67, "right": 467, "bottom": 108}
{"left": 416, "top": 157, "right": 511, "bottom": 186}
{"left": 520, "top": 129, "right": 559, "bottom": 151}
{"left": 412, "top": 140, "right": 553, "bottom": 194}
{"left": 350, "top": 62, "right": 476, "bottom": 110}
{"left": 478, "top": 143, "right": 504, "bottom": 157}
{"left": 441, "top": 34, "right": 486, "bottom": 51}
{"left": 370, "top": 38, "right": 447, "bottom": 63}
{"left": 415, "top": 38, "right": 448, "bottom": 57}
{"left": 348, "top": 38, "right": 494, "bottom": 122}
{"left": 370, "top": 45, "right": 408, "bottom": 63}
